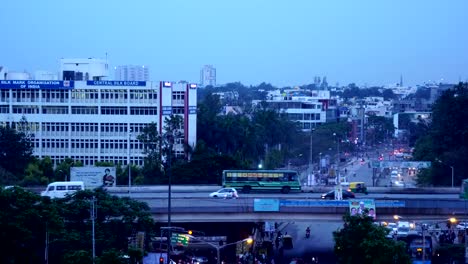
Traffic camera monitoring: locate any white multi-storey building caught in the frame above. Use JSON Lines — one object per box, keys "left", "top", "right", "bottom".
{"left": 254, "top": 89, "right": 338, "bottom": 131}
{"left": 200, "top": 65, "right": 216, "bottom": 87}
{"left": 115, "top": 65, "right": 150, "bottom": 81}
{"left": 0, "top": 78, "right": 197, "bottom": 167}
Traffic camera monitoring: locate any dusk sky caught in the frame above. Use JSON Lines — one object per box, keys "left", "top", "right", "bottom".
{"left": 1, "top": 0, "right": 467, "bottom": 87}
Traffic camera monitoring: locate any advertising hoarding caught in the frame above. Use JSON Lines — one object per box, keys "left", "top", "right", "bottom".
{"left": 70, "top": 167, "right": 116, "bottom": 188}
{"left": 349, "top": 199, "right": 376, "bottom": 219}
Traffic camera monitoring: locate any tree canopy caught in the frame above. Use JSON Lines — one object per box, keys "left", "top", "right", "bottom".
{"left": 334, "top": 214, "right": 411, "bottom": 264}
{"left": 413, "top": 83, "right": 468, "bottom": 186}
{"left": 0, "top": 125, "right": 33, "bottom": 184}
{"left": 0, "top": 187, "right": 154, "bottom": 264}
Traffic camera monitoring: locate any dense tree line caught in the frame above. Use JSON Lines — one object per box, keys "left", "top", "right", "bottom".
{"left": 0, "top": 187, "right": 153, "bottom": 264}
{"left": 412, "top": 83, "right": 468, "bottom": 186}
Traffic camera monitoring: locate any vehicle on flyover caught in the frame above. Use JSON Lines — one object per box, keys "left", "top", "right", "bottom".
{"left": 320, "top": 190, "right": 355, "bottom": 199}
{"left": 347, "top": 181, "right": 368, "bottom": 194}
{"left": 209, "top": 188, "right": 238, "bottom": 199}
{"left": 222, "top": 169, "right": 301, "bottom": 194}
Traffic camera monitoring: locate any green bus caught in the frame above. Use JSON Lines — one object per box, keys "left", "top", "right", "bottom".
{"left": 222, "top": 170, "right": 302, "bottom": 194}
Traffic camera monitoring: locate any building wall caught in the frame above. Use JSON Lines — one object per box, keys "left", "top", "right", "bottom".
{"left": 0, "top": 79, "right": 197, "bottom": 167}
{"left": 200, "top": 65, "right": 216, "bottom": 87}
{"left": 59, "top": 58, "right": 108, "bottom": 81}
{"left": 115, "top": 65, "right": 149, "bottom": 81}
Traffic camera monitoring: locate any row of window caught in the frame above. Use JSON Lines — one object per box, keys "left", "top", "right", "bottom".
{"left": 288, "top": 113, "right": 321, "bottom": 121}
{"left": 0, "top": 89, "right": 162, "bottom": 101}
{"left": 4, "top": 106, "right": 167, "bottom": 115}
{"left": 45, "top": 155, "right": 145, "bottom": 167}
{"left": 34, "top": 122, "right": 161, "bottom": 134}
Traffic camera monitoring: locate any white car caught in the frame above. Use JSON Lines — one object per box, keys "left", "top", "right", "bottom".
{"left": 209, "top": 188, "right": 238, "bottom": 199}
{"left": 457, "top": 222, "right": 468, "bottom": 229}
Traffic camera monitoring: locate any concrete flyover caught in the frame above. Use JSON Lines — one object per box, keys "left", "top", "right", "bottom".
{"left": 141, "top": 197, "right": 468, "bottom": 223}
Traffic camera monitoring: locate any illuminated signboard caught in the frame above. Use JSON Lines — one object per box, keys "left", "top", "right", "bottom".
{"left": 86, "top": 81, "right": 146, "bottom": 86}
{"left": 0, "top": 80, "right": 74, "bottom": 89}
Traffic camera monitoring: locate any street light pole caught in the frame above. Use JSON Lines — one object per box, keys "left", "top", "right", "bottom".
{"left": 309, "top": 128, "right": 314, "bottom": 173}
{"left": 90, "top": 196, "right": 96, "bottom": 264}
{"left": 451, "top": 166, "right": 454, "bottom": 188}
{"left": 166, "top": 132, "right": 173, "bottom": 264}
{"left": 128, "top": 129, "right": 132, "bottom": 196}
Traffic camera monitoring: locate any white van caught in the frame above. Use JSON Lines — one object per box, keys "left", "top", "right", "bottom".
{"left": 397, "top": 221, "right": 411, "bottom": 237}
{"left": 41, "top": 181, "right": 85, "bottom": 198}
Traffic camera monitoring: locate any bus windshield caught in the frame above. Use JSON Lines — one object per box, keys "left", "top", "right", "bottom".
{"left": 222, "top": 170, "right": 301, "bottom": 194}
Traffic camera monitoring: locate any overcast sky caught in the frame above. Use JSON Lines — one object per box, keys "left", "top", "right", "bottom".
{"left": 1, "top": 0, "right": 467, "bottom": 87}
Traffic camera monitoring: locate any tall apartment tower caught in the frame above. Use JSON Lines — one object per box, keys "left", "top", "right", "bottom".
{"left": 115, "top": 65, "right": 149, "bottom": 81}
{"left": 200, "top": 65, "right": 216, "bottom": 87}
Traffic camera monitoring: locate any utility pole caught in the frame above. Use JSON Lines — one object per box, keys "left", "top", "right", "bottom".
{"left": 166, "top": 132, "right": 173, "bottom": 264}
{"left": 128, "top": 129, "right": 132, "bottom": 196}
{"left": 309, "top": 128, "right": 314, "bottom": 171}
{"left": 90, "top": 196, "right": 96, "bottom": 264}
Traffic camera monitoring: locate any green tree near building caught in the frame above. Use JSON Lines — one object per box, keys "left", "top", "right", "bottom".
{"left": 334, "top": 214, "right": 411, "bottom": 264}
{"left": 0, "top": 187, "right": 154, "bottom": 264}
{"left": 413, "top": 82, "right": 468, "bottom": 186}
{"left": 0, "top": 125, "right": 33, "bottom": 184}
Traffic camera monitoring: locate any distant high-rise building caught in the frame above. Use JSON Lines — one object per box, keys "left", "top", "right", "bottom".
{"left": 115, "top": 65, "right": 149, "bottom": 81}
{"left": 200, "top": 65, "right": 216, "bottom": 87}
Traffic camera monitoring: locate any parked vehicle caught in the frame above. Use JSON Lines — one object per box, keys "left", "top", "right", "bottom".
{"left": 41, "top": 181, "right": 85, "bottom": 199}
{"left": 282, "top": 235, "right": 294, "bottom": 249}
{"left": 397, "top": 221, "right": 411, "bottom": 237}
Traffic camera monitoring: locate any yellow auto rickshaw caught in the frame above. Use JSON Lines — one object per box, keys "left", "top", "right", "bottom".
{"left": 348, "top": 182, "right": 368, "bottom": 194}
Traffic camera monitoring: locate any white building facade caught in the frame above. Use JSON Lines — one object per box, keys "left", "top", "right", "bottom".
{"left": 254, "top": 89, "right": 338, "bottom": 131}
{"left": 115, "top": 65, "right": 150, "bottom": 81}
{"left": 200, "top": 65, "right": 216, "bottom": 87}
{"left": 0, "top": 80, "right": 197, "bottom": 167}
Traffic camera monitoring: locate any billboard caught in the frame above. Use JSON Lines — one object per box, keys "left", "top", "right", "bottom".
{"left": 349, "top": 199, "right": 376, "bottom": 219}
{"left": 70, "top": 167, "right": 116, "bottom": 188}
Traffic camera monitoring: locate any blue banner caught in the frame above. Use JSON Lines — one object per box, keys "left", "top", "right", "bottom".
{"left": 278, "top": 199, "right": 405, "bottom": 208}
{"left": 375, "top": 200, "right": 405, "bottom": 207}
{"left": 0, "top": 80, "right": 74, "bottom": 89}
{"left": 280, "top": 200, "right": 349, "bottom": 207}
{"left": 254, "top": 199, "right": 280, "bottom": 212}
{"left": 86, "top": 81, "right": 146, "bottom": 86}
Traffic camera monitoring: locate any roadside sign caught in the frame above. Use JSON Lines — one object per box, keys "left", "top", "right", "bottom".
{"left": 171, "top": 233, "right": 189, "bottom": 246}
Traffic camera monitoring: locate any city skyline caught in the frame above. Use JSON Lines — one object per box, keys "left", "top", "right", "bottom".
{"left": 1, "top": 0, "right": 467, "bottom": 87}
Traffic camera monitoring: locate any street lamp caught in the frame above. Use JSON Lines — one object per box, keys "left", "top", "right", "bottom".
{"left": 309, "top": 128, "right": 315, "bottom": 174}
{"left": 188, "top": 236, "right": 253, "bottom": 264}
{"left": 450, "top": 166, "right": 454, "bottom": 189}
{"left": 89, "top": 196, "right": 97, "bottom": 264}
{"left": 165, "top": 131, "right": 174, "bottom": 264}
{"left": 436, "top": 159, "right": 455, "bottom": 188}
{"left": 128, "top": 129, "right": 132, "bottom": 196}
